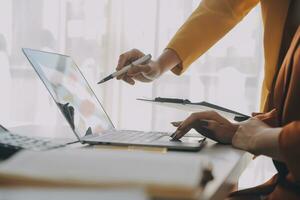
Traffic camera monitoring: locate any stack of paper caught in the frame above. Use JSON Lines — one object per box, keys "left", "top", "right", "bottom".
{"left": 0, "top": 149, "right": 205, "bottom": 199}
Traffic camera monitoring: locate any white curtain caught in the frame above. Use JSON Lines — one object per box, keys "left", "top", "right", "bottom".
{"left": 0, "top": 0, "right": 276, "bottom": 189}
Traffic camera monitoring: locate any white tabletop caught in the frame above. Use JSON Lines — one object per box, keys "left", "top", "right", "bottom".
{"left": 4, "top": 125, "right": 251, "bottom": 200}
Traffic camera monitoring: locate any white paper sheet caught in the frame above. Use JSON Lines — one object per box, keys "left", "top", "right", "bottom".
{"left": 0, "top": 149, "right": 204, "bottom": 188}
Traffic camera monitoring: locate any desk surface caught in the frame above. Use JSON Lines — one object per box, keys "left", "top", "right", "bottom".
{"left": 4, "top": 125, "right": 251, "bottom": 200}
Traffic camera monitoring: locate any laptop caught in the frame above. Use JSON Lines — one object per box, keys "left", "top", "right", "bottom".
{"left": 22, "top": 48, "right": 205, "bottom": 151}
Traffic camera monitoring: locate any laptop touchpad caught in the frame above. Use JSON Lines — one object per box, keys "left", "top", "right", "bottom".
{"left": 157, "top": 136, "right": 204, "bottom": 143}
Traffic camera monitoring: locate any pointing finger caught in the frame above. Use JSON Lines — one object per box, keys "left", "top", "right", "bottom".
{"left": 172, "top": 126, "right": 192, "bottom": 140}
{"left": 116, "top": 49, "right": 145, "bottom": 71}
{"left": 116, "top": 53, "right": 129, "bottom": 71}
{"left": 178, "top": 113, "right": 200, "bottom": 131}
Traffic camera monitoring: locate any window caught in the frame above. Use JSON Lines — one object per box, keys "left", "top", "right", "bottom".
{"left": 0, "top": 0, "right": 275, "bottom": 189}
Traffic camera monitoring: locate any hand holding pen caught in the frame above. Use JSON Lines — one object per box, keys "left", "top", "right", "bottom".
{"left": 98, "top": 49, "right": 160, "bottom": 85}
{"left": 99, "top": 48, "right": 182, "bottom": 85}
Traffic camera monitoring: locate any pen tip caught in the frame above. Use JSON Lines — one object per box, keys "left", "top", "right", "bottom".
{"left": 98, "top": 74, "right": 113, "bottom": 84}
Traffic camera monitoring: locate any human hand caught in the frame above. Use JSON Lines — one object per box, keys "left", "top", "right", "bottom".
{"left": 116, "top": 49, "right": 161, "bottom": 85}
{"left": 171, "top": 111, "right": 239, "bottom": 144}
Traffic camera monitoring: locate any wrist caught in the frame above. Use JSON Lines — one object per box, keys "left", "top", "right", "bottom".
{"left": 232, "top": 125, "right": 254, "bottom": 152}
{"left": 156, "top": 49, "right": 182, "bottom": 75}
{"left": 151, "top": 60, "right": 163, "bottom": 77}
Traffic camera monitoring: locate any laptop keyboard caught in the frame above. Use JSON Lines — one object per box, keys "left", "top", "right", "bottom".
{"left": 93, "top": 130, "right": 169, "bottom": 143}
{"left": 0, "top": 131, "right": 66, "bottom": 151}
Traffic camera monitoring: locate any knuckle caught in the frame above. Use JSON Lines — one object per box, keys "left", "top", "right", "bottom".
{"left": 119, "top": 53, "right": 125, "bottom": 59}
{"left": 131, "top": 48, "right": 138, "bottom": 52}
{"left": 131, "top": 48, "right": 141, "bottom": 54}
{"left": 207, "top": 110, "right": 219, "bottom": 118}
{"left": 131, "top": 48, "right": 145, "bottom": 57}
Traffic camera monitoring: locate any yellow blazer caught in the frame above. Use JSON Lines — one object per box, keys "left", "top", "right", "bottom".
{"left": 167, "top": 0, "right": 290, "bottom": 111}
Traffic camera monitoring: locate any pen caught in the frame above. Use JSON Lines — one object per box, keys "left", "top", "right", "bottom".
{"left": 97, "top": 54, "right": 152, "bottom": 84}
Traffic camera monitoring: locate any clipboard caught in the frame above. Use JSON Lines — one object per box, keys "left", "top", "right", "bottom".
{"left": 137, "top": 97, "right": 250, "bottom": 122}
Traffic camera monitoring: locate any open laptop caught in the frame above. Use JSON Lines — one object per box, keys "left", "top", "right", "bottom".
{"left": 22, "top": 48, "right": 205, "bottom": 151}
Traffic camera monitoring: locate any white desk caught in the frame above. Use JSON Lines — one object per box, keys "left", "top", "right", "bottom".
{"left": 4, "top": 125, "right": 251, "bottom": 200}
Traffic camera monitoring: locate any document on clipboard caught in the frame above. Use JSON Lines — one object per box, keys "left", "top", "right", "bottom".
{"left": 137, "top": 97, "right": 250, "bottom": 122}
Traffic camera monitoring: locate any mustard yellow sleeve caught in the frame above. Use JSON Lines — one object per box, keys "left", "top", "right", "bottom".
{"left": 167, "top": 0, "right": 259, "bottom": 75}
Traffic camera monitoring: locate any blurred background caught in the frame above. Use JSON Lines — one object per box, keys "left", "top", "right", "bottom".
{"left": 0, "top": 0, "right": 275, "bottom": 189}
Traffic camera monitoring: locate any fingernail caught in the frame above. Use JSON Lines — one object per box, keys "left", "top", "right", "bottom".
{"left": 170, "top": 132, "right": 176, "bottom": 138}
{"left": 171, "top": 122, "right": 179, "bottom": 127}
{"left": 174, "top": 134, "right": 180, "bottom": 140}
{"left": 170, "top": 137, "right": 180, "bottom": 142}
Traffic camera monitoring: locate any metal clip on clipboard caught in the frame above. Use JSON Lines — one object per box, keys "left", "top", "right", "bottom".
{"left": 137, "top": 97, "right": 250, "bottom": 122}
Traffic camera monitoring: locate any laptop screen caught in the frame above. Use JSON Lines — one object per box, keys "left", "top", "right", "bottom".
{"left": 23, "top": 48, "right": 114, "bottom": 140}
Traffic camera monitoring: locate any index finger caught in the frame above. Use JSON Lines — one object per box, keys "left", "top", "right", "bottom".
{"left": 116, "top": 49, "right": 144, "bottom": 71}
{"left": 171, "top": 126, "right": 192, "bottom": 140}
{"left": 172, "top": 121, "right": 209, "bottom": 140}
{"left": 116, "top": 53, "right": 131, "bottom": 71}
{"left": 171, "top": 114, "right": 200, "bottom": 140}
